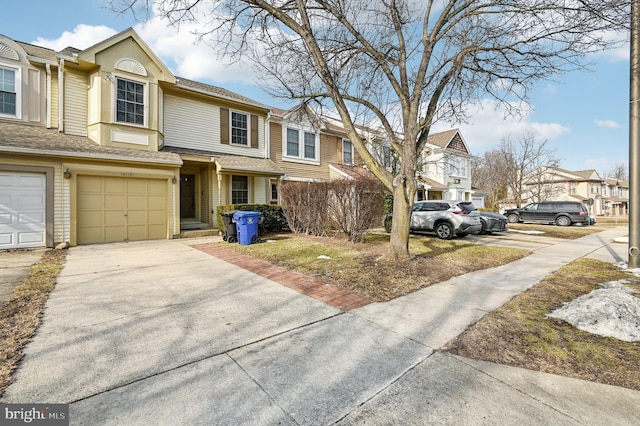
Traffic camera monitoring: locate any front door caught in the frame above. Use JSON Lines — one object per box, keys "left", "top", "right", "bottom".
{"left": 180, "top": 174, "right": 196, "bottom": 219}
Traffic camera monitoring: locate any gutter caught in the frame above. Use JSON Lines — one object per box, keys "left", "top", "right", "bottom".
{"left": 0, "top": 145, "right": 183, "bottom": 166}
{"left": 58, "top": 58, "right": 64, "bottom": 132}
{"left": 45, "top": 64, "right": 51, "bottom": 128}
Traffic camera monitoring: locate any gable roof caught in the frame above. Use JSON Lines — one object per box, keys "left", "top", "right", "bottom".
{"left": 426, "top": 129, "right": 470, "bottom": 155}
{"left": 0, "top": 121, "right": 181, "bottom": 165}
{"left": 77, "top": 28, "right": 176, "bottom": 84}
{"left": 162, "top": 146, "right": 284, "bottom": 175}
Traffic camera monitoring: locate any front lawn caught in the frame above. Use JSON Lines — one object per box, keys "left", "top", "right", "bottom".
{"left": 222, "top": 233, "right": 529, "bottom": 302}
{"left": 444, "top": 258, "right": 640, "bottom": 391}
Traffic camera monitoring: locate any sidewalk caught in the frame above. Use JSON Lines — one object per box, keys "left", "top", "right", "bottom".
{"left": 2, "top": 227, "right": 639, "bottom": 425}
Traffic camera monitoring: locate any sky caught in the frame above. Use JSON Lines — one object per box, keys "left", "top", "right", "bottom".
{"left": 2, "top": 0, "right": 632, "bottom": 175}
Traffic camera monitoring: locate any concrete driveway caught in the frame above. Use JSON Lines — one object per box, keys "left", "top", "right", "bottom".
{"left": 3, "top": 230, "right": 640, "bottom": 425}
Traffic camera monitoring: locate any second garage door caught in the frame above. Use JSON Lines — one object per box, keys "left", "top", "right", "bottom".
{"left": 77, "top": 176, "right": 168, "bottom": 245}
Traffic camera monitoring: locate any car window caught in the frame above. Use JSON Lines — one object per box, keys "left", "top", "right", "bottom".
{"left": 538, "top": 203, "right": 553, "bottom": 211}
{"left": 458, "top": 202, "right": 476, "bottom": 212}
{"left": 412, "top": 203, "right": 423, "bottom": 212}
{"left": 523, "top": 203, "right": 538, "bottom": 211}
{"left": 438, "top": 203, "right": 450, "bottom": 211}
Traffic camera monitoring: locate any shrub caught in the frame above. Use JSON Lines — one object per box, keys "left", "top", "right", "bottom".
{"left": 279, "top": 178, "right": 386, "bottom": 242}
{"left": 279, "top": 181, "right": 331, "bottom": 235}
{"left": 216, "top": 204, "right": 288, "bottom": 233}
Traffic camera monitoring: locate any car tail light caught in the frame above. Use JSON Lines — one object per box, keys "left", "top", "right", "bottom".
{"left": 579, "top": 211, "right": 586, "bottom": 216}
{"left": 452, "top": 210, "right": 463, "bottom": 215}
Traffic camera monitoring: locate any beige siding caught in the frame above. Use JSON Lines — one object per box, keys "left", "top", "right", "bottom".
{"left": 269, "top": 122, "right": 337, "bottom": 181}
{"left": 27, "top": 69, "right": 41, "bottom": 122}
{"left": 64, "top": 71, "right": 88, "bottom": 136}
{"left": 164, "top": 94, "right": 265, "bottom": 157}
{"left": 253, "top": 177, "right": 267, "bottom": 204}
{"left": 88, "top": 73, "right": 100, "bottom": 125}
{"left": 50, "top": 75, "right": 59, "bottom": 129}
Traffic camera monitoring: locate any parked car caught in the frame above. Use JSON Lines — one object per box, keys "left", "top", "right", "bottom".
{"left": 410, "top": 200, "right": 482, "bottom": 239}
{"left": 457, "top": 202, "right": 508, "bottom": 234}
{"left": 503, "top": 201, "right": 591, "bottom": 226}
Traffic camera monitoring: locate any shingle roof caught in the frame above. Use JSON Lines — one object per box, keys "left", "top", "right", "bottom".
{"left": 162, "top": 146, "right": 284, "bottom": 175}
{"left": 426, "top": 129, "right": 459, "bottom": 148}
{"left": 0, "top": 121, "right": 182, "bottom": 165}
{"left": 15, "top": 41, "right": 58, "bottom": 62}
{"left": 175, "top": 77, "right": 270, "bottom": 110}
{"left": 329, "top": 163, "right": 377, "bottom": 180}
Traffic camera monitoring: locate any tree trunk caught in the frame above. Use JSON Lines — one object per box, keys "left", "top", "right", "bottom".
{"left": 387, "top": 175, "right": 416, "bottom": 261}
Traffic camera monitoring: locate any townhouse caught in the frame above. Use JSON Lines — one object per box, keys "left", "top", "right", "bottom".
{"left": 1, "top": 27, "right": 476, "bottom": 250}
{"left": 500, "top": 166, "right": 629, "bottom": 216}
{"left": 0, "top": 28, "right": 284, "bottom": 249}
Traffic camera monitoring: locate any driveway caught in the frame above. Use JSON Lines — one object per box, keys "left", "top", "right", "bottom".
{"left": 2, "top": 230, "right": 640, "bottom": 425}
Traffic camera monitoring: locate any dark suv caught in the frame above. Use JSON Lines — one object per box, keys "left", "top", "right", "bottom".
{"left": 504, "top": 201, "right": 591, "bottom": 226}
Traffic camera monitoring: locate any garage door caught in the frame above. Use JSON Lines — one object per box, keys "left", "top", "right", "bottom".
{"left": 77, "top": 176, "right": 167, "bottom": 244}
{"left": 0, "top": 172, "right": 47, "bottom": 249}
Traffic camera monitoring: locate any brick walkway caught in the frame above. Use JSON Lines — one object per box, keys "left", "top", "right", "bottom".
{"left": 193, "top": 244, "right": 372, "bottom": 311}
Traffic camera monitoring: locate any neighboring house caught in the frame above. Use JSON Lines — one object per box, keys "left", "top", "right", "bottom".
{"left": 417, "top": 129, "right": 473, "bottom": 202}
{"left": 500, "top": 166, "right": 614, "bottom": 216}
{"left": 602, "top": 178, "right": 629, "bottom": 216}
{"left": 0, "top": 28, "right": 284, "bottom": 249}
{"left": 268, "top": 105, "right": 365, "bottom": 188}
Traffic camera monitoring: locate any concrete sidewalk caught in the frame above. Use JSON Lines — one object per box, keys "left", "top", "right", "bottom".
{"left": 2, "top": 228, "right": 640, "bottom": 425}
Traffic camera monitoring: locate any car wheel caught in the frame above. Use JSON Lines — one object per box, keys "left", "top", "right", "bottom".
{"left": 435, "top": 222, "right": 454, "bottom": 240}
{"left": 507, "top": 214, "right": 520, "bottom": 223}
{"left": 555, "top": 216, "right": 571, "bottom": 226}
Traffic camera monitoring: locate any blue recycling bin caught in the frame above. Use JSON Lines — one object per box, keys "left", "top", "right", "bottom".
{"left": 233, "top": 211, "right": 261, "bottom": 245}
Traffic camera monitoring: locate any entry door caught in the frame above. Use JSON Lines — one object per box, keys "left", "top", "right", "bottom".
{"left": 180, "top": 174, "right": 196, "bottom": 219}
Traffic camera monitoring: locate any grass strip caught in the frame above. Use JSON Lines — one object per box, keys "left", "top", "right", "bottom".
{"left": 0, "top": 249, "right": 67, "bottom": 397}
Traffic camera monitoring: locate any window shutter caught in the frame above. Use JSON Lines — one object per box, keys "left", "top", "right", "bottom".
{"left": 251, "top": 114, "right": 259, "bottom": 148}
{"left": 220, "top": 108, "right": 229, "bottom": 145}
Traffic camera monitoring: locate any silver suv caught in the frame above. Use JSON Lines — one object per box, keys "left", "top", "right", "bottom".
{"left": 410, "top": 200, "right": 482, "bottom": 239}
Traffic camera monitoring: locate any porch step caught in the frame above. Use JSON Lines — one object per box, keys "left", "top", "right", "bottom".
{"left": 180, "top": 228, "right": 221, "bottom": 238}
{"left": 180, "top": 221, "right": 208, "bottom": 230}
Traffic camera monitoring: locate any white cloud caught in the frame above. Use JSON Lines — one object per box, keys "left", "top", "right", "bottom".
{"left": 31, "top": 24, "right": 118, "bottom": 51}
{"left": 542, "top": 84, "right": 557, "bottom": 95}
{"left": 134, "top": 16, "right": 258, "bottom": 84}
{"left": 432, "top": 99, "right": 571, "bottom": 152}
{"left": 594, "top": 119, "right": 622, "bottom": 129}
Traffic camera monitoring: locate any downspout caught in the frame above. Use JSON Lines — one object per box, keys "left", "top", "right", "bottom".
{"left": 58, "top": 58, "right": 64, "bottom": 132}
{"left": 45, "top": 64, "right": 51, "bottom": 128}
{"left": 265, "top": 111, "right": 272, "bottom": 159}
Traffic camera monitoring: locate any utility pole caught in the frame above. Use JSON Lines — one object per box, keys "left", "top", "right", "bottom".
{"left": 630, "top": 0, "right": 640, "bottom": 268}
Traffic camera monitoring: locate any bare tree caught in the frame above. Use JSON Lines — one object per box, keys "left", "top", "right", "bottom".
{"left": 606, "top": 161, "right": 629, "bottom": 180}
{"left": 499, "top": 133, "right": 560, "bottom": 207}
{"left": 109, "top": 0, "right": 629, "bottom": 259}
{"left": 471, "top": 150, "right": 511, "bottom": 211}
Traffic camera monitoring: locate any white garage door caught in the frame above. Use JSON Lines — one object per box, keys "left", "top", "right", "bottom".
{"left": 0, "top": 172, "right": 47, "bottom": 249}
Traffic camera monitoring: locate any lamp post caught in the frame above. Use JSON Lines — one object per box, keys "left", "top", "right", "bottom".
{"left": 630, "top": 0, "right": 640, "bottom": 268}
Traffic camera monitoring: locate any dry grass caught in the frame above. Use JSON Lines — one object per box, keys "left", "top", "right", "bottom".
{"left": 0, "top": 249, "right": 67, "bottom": 397}
{"left": 225, "top": 232, "right": 529, "bottom": 302}
{"left": 444, "top": 258, "right": 640, "bottom": 391}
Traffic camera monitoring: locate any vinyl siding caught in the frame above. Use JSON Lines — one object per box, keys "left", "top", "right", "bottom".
{"left": 269, "top": 122, "right": 337, "bottom": 181}
{"left": 64, "top": 71, "right": 88, "bottom": 136}
{"left": 164, "top": 94, "right": 265, "bottom": 157}
{"left": 50, "top": 75, "right": 59, "bottom": 129}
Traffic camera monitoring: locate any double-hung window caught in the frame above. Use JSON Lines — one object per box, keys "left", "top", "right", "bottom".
{"left": 231, "top": 112, "right": 249, "bottom": 146}
{"left": 0, "top": 66, "right": 18, "bottom": 117}
{"left": 343, "top": 139, "right": 353, "bottom": 165}
{"left": 232, "top": 176, "right": 249, "bottom": 204}
{"left": 116, "top": 78, "right": 145, "bottom": 125}
{"left": 449, "top": 157, "right": 467, "bottom": 177}
{"left": 285, "top": 126, "right": 318, "bottom": 161}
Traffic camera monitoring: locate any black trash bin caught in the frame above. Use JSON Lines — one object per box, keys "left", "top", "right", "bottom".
{"left": 220, "top": 211, "right": 237, "bottom": 243}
